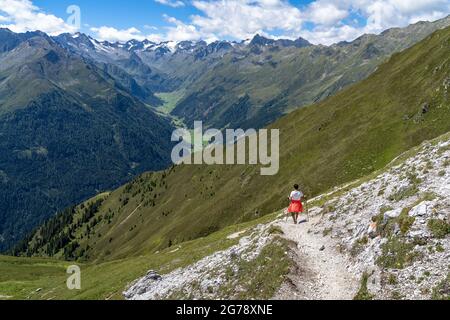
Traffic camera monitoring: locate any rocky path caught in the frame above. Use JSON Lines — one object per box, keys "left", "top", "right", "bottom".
{"left": 273, "top": 216, "right": 358, "bottom": 300}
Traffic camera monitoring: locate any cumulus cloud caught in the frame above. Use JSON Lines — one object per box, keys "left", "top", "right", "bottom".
{"left": 302, "top": 24, "right": 362, "bottom": 45}
{"left": 0, "top": 0, "right": 77, "bottom": 35}
{"left": 303, "top": 0, "right": 450, "bottom": 44}
{"left": 162, "top": 15, "right": 206, "bottom": 42}
{"left": 155, "top": 0, "right": 185, "bottom": 8}
{"left": 359, "top": 0, "right": 450, "bottom": 33}
{"left": 191, "top": 0, "right": 303, "bottom": 40}
{"left": 90, "top": 26, "right": 147, "bottom": 42}
{"left": 90, "top": 16, "right": 211, "bottom": 43}
{"left": 305, "top": 1, "right": 349, "bottom": 26}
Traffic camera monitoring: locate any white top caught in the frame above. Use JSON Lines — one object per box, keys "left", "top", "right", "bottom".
{"left": 290, "top": 190, "right": 303, "bottom": 201}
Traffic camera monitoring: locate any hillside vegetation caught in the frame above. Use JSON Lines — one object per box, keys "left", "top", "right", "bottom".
{"left": 0, "top": 30, "right": 175, "bottom": 250}
{"left": 13, "top": 26, "right": 450, "bottom": 263}
{"left": 1, "top": 213, "right": 278, "bottom": 300}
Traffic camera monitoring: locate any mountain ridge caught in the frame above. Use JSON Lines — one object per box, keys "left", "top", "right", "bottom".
{"left": 46, "top": 14, "right": 450, "bottom": 56}
{"left": 29, "top": 15, "right": 449, "bottom": 132}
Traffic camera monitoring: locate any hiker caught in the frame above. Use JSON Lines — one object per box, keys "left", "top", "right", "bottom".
{"left": 288, "top": 184, "right": 304, "bottom": 224}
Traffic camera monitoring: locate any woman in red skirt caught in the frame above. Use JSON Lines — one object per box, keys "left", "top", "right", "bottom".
{"left": 288, "top": 184, "right": 304, "bottom": 224}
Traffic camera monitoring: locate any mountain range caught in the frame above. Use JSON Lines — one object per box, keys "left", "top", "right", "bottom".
{"left": 12, "top": 25, "right": 450, "bottom": 265}
{"left": 0, "top": 15, "right": 449, "bottom": 252}
{"left": 54, "top": 16, "right": 450, "bottom": 129}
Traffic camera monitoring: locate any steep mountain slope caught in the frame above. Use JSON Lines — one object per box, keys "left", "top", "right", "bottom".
{"left": 15, "top": 26, "right": 450, "bottom": 262}
{"left": 302, "top": 134, "right": 450, "bottom": 300}
{"left": 54, "top": 33, "right": 176, "bottom": 104}
{"left": 126, "top": 132, "right": 450, "bottom": 300}
{"left": 0, "top": 30, "right": 175, "bottom": 250}
{"left": 3, "top": 133, "right": 449, "bottom": 300}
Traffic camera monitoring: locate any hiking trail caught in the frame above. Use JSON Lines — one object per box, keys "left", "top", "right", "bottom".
{"left": 273, "top": 215, "right": 358, "bottom": 300}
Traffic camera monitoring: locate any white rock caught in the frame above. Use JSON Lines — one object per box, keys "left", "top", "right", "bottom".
{"left": 409, "top": 202, "right": 430, "bottom": 217}
{"left": 410, "top": 230, "right": 427, "bottom": 238}
{"left": 384, "top": 208, "right": 402, "bottom": 219}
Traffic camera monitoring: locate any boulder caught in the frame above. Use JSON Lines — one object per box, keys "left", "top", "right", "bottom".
{"left": 145, "top": 270, "right": 162, "bottom": 281}
{"left": 384, "top": 208, "right": 402, "bottom": 220}
{"left": 409, "top": 230, "right": 427, "bottom": 238}
{"left": 409, "top": 203, "right": 428, "bottom": 217}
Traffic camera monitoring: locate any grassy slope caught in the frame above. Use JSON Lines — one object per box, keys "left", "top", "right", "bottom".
{"left": 1, "top": 213, "right": 277, "bottom": 300}
{"left": 16, "top": 27, "right": 450, "bottom": 263}
{"left": 155, "top": 90, "right": 186, "bottom": 115}
{"left": 4, "top": 132, "right": 450, "bottom": 300}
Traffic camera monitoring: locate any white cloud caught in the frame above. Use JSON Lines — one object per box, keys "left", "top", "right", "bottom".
{"left": 369, "top": 0, "right": 449, "bottom": 33}
{"left": 302, "top": 24, "right": 362, "bottom": 45}
{"left": 162, "top": 15, "right": 204, "bottom": 42}
{"left": 0, "top": 0, "right": 77, "bottom": 35}
{"left": 90, "top": 17, "right": 206, "bottom": 43}
{"left": 90, "top": 25, "right": 172, "bottom": 43}
{"left": 90, "top": 26, "right": 147, "bottom": 42}
{"left": 302, "top": 0, "right": 450, "bottom": 44}
{"left": 145, "top": 34, "right": 166, "bottom": 43}
{"left": 155, "top": 0, "right": 185, "bottom": 8}
{"left": 305, "top": 1, "right": 349, "bottom": 26}
{"left": 146, "top": 0, "right": 449, "bottom": 44}
{"left": 190, "top": 0, "right": 303, "bottom": 40}
{"left": 389, "top": 0, "right": 449, "bottom": 16}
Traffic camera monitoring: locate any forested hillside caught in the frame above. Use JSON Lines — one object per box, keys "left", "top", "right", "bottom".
{"left": 0, "top": 29, "right": 175, "bottom": 250}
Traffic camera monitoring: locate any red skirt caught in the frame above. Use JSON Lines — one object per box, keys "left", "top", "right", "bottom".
{"left": 288, "top": 200, "right": 303, "bottom": 213}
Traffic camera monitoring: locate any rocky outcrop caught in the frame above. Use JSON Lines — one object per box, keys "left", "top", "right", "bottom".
{"left": 311, "top": 137, "right": 450, "bottom": 299}
{"left": 123, "top": 135, "right": 450, "bottom": 300}
{"left": 123, "top": 223, "right": 276, "bottom": 300}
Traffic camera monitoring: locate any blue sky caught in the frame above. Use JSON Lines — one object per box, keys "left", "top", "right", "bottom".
{"left": 34, "top": 0, "right": 194, "bottom": 32}
{"left": 1, "top": 0, "right": 449, "bottom": 44}
{"left": 34, "top": 1, "right": 313, "bottom": 30}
